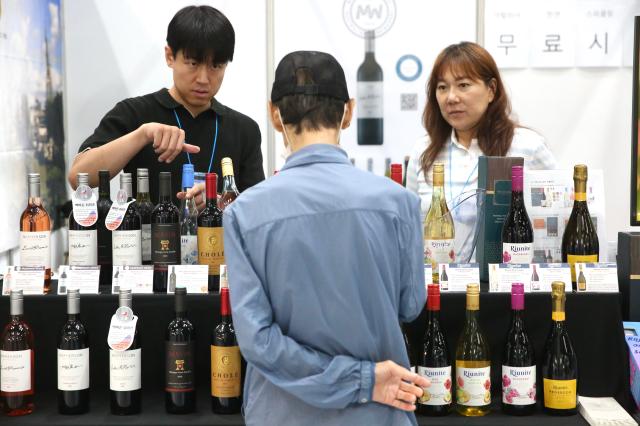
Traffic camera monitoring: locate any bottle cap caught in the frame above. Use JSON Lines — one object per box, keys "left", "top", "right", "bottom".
{"left": 573, "top": 164, "right": 588, "bottom": 181}
{"left": 174, "top": 287, "right": 187, "bottom": 313}
{"left": 118, "top": 289, "right": 132, "bottom": 308}
{"left": 137, "top": 168, "right": 148, "bottom": 179}
{"left": 221, "top": 158, "right": 234, "bottom": 177}
{"left": 159, "top": 172, "right": 172, "bottom": 196}
{"left": 390, "top": 163, "right": 403, "bottom": 185}
{"left": 77, "top": 173, "right": 90, "bottom": 187}
{"left": 427, "top": 283, "right": 440, "bottom": 310}
{"left": 511, "top": 166, "right": 523, "bottom": 191}
{"left": 206, "top": 173, "right": 218, "bottom": 200}
{"left": 182, "top": 164, "right": 194, "bottom": 189}
{"left": 10, "top": 290, "right": 23, "bottom": 316}
{"left": 67, "top": 289, "right": 80, "bottom": 315}
{"left": 511, "top": 282, "right": 524, "bottom": 310}
{"left": 551, "top": 281, "right": 566, "bottom": 294}
{"left": 466, "top": 283, "right": 480, "bottom": 310}
{"left": 433, "top": 162, "right": 445, "bottom": 186}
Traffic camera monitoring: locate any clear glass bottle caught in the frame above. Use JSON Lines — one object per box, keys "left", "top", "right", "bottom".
{"left": 218, "top": 158, "right": 239, "bottom": 211}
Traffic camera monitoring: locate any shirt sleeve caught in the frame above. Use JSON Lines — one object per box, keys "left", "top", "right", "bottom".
{"left": 77, "top": 100, "right": 139, "bottom": 153}
{"left": 398, "top": 195, "right": 427, "bottom": 322}
{"left": 223, "top": 210, "right": 376, "bottom": 409}
{"left": 237, "top": 118, "right": 265, "bottom": 192}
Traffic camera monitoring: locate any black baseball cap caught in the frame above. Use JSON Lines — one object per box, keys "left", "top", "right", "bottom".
{"left": 271, "top": 51, "right": 350, "bottom": 102}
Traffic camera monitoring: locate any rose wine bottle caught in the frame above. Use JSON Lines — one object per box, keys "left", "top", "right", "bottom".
{"left": 135, "top": 168, "right": 154, "bottom": 265}
{"left": 501, "top": 166, "right": 533, "bottom": 264}
{"left": 69, "top": 172, "right": 97, "bottom": 266}
{"left": 20, "top": 173, "right": 51, "bottom": 293}
{"left": 152, "top": 172, "right": 180, "bottom": 293}
{"left": 112, "top": 173, "right": 142, "bottom": 267}
{"left": 218, "top": 158, "right": 239, "bottom": 210}
{"left": 179, "top": 164, "right": 198, "bottom": 265}
{"left": 97, "top": 170, "right": 113, "bottom": 290}
{"left": 357, "top": 30, "right": 383, "bottom": 145}
{"left": 0, "top": 290, "right": 34, "bottom": 416}
{"left": 198, "top": 173, "right": 224, "bottom": 292}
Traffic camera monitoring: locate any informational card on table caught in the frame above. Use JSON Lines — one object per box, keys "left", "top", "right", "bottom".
{"left": 165, "top": 265, "right": 209, "bottom": 294}
{"left": 488, "top": 264, "right": 532, "bottom": 293}
{"left": 2, "top": 266, "right": 45, "bottom": 295}
{"left": 423, "top": 265, "right": 433, "bottom": 290}
{"left": 111, "top": 265, "right": 153, "bottom": 294}
{"left": 531, "top": 263, "right": 572, "bottom": 292}
{"left": 439, "top": 263, "right": 479, "bottom": 292}
{"left": 575, "top": 263, "right": 618, "bottom": 293}
{"left": 57, "top": 265, "right": 100, "bottom": 295}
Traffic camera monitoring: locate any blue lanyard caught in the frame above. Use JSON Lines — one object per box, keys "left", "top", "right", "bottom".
{"left": 448, "top": 140, "right": 478, "bottom": 206}
{"left": 172, "top": 109, "right": 218, "bottom": 174}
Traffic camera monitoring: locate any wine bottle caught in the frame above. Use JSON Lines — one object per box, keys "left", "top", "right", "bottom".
{"left": 357, "top": 30, "right": 383, "bottom": 145}
{"left": 97, "top": 170, "right": 113, "bottom": 290}
{"left": 112, "top": 173, "right": 142, "bottom": 267}
{"left": 109, "top": 290, "right": 141, "bottom": 415}
{"left": 0, "top": 290, "right": 34, "bottom": 416}
{"left": 211, "top": 265, "right": 241, "bottom": 413}
{"left": 152, "top": 172, "right": 181, "bottom": 293}
{"left": 542, "top": 282, "right": 578, "bottom": 415}
{"left": 418, "top": 284, "right": 452, "bottom": 416}
{"left": 198, "top": 173, "right": 224, "bottom": 292}
{"left": 180, "top": 164, "right": 198, "bottom": 265}
{"left": 57, "top": 289, "right": 90, "bottom": 414}
{"left": 501, "top": 166, "right": 533, "bottom": 264}
{"left": 502, "top": 283, "right": 536, "bottom": 415}
{"left": 561, "top": 165, "right": 599, "bottom": 286}
{"left": 69, "top": 172, "right": 98, "bottom": 266}
{"left": 166, "top": 287, "right": 196, "bottom": 414}
{"left": 135, "top": 168, "right": 154, "bottom": 265}
{"left": 218, "top": 157, "right": 239, "bottom": 210}
{"left": 424, "top": 163, "right": 455, "bottom": 285}
{"left": 20, "top": 173, "right": 51, "bottom": 293}
{"left": 530, "top": 265, "right": 540, "bottom": 291}
{"left": 403, "top": 155, "right": 410, "bottom": 187}
{"left": 577, "top": 265, "right": 587, "bottom": 292}
{"left": 455, "top": 283, "right": 491, "bottom": 416}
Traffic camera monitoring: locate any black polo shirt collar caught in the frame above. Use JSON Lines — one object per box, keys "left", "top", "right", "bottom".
{"left": 152, "top": 88, "right": 228, "bottom": 116}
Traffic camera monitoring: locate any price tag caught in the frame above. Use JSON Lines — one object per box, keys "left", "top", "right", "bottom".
{"left": 2, "top": 266, "right": 45, "bottom": 295}
{"left": 575, "top": 263, "right": 618, "bottom": 293}
{"left": 489, "top": 264, "right": 533, "bottom": 293}
{"left": 105, "top": 190, "right": 135, "bottom": 231}
{"left": 111, "top": 265, "right": 153, "bottom": 294}
{"left": 166, "top": 264, "right": 208, "bottom": 294}
{"left": 57, "top": 265, "right": 100, "bottom": 294}
{"left": 530, "top": 263, "right": 572, "bottom": 292}
{"left": 107, "top": 307, "right": 138, "bottom": 351}
{"left": 439, "top": 263, "right": 480, "bottom": 292}
{"left": 72, "top": 184, "right": 98, "bottom": 227}
{"left": 423, "top": 265, "right": 433, "bottom": 291}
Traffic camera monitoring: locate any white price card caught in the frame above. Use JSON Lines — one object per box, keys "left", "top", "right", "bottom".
{"left": 575, "top": 263, "right": 618, "bottom": 293}
{"left": 489, "top": 264, "right": 533, "bottom": 293}
{"left": 165, "top": 264, "right": 209, "bottom": 294}
{"left": 111, "top": 265, "right": 153, "bottom": 294}
{"left": 439, "top": 263, "right": 479, "bottom": 292}
{"left": 530, "top": 263, "right": 571, "bottom": 292}
{"left": 2, "top": 266, "right": 45, "bottom": 295}
{"left": 57, "top": 265, "right": 100, "bottom": 295}
{"left": 423, "top": 265, "right": 433, "bottom": 291}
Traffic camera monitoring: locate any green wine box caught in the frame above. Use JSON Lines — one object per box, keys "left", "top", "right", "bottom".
{"left": 477, "top": 156, "right": 524, "bottom": 282}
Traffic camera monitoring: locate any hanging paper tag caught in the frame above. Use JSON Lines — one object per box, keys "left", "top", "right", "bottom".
{"left": 72, "top": 184, "right": 98, "bottom": 227}
{"left": 105, "top": 190, "right": 135, "bottom": 231}
{"left": 107, "top": 307, "right": 138, "bottom": 351}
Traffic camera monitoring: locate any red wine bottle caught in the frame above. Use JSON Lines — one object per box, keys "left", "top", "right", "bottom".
{"left": 357, "top": 30, "right": 383, "bottom": 145}
{"left": 165, "top": 287, "right": 196, "bottom": 414}
{"left": 152, "top": 172, "right": 180, "bottom": 293}
{"left": 501, "top": 166, "right": 533, "bottom": 264}
{"left": 0, "top": 290, "right": 34, "bottom": 416}
{"left": 57, "top": 289, "right": 90, "bottom": 414}
{"left": 198, "top": 173, "right": 224, "bottom": 292}
{"left": 97, "top": 170, "right": 113, "bottom": 290}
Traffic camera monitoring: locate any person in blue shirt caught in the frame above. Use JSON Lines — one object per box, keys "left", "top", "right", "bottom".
{"left": 223, "top": 51, "right": 429, "bottom": 425}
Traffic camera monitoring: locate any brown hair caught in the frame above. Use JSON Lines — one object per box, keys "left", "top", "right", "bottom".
{"left": 420, "top": 42, "right": 515, "bottom": 177}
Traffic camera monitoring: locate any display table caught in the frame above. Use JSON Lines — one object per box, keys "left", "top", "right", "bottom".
{"left": 0, "top": 285, "right": 630, "bottom": 425}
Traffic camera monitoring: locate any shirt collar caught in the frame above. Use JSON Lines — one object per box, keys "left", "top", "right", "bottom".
{"left": 450, "top": 130, "right": 478, "bottom": 151}
{"left": 153, "top": 88, "right": 227, "bottom": 115}
{"left": 280, "top": 144, "right": 350, "bottom": 171}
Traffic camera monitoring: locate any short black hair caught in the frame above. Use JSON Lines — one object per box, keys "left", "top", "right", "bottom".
{"left": 166, "top": 6, "right": 234, "bottom": 66}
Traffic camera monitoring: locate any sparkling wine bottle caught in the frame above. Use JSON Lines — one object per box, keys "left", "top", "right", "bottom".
{"left": 198, "top": 173, "right": 224, "bottom": 292}
{"left": 424, "top": 163, "right": 455, "bottom": 285}
{"left": 69, "top": 172, "right": 98, "bottom": 266}
{"left": 112, "top": 173, "right": 142, "bottom": 267}
{"left": 455, "top": 283, "right": 491, "bottom": 416}
{"left": 0, "top": 290, "right": 34, "bottom": 416}
{"left": 20, "top": 173, "right": 51, "bottom": 293}
{"left": 218, "top": 158, "right": 239, "bottom": 210}
{"left": 561, "top": 165, "right": 599, "bottom": 286}
{"left": 357, "top": 30, "right": 383, "bottom": 145}
{"left": 502, "top": 283, "right": 536, "bottom": 415}
{"left": 135, "top": 168, "right": 154, "bottom": 265}
{"left": 418, "top": 284, "right": 452, "bottom": 416}
{"left": 152, "top": 172, "right": 181, "bottom": 293}
{"left": 180, "top": 164, "right": 198, "bottom": 265}
{"left": 501, "top": 166, "right": 533, "bottom": 264}
{"left": 57, "top": 290, "right": 90, "bottom": 414}
{"left": 542, "top": 282, "right": 578, "bottom": 415}
{"left": 97, "top": 170, "right": 113, "bottom": 290}
{"left": 165, "top": 287, "right": 196, "bottom": 414}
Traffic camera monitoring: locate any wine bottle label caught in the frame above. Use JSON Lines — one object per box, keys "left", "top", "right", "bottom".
{"left": 198, "top": 227, "right": 225, "bottom": 276}
{"left": 20, "top": 231, "right": 51, "bottom": 269}
{"left": 567, "top": 254, "right": 598, "bottom": 282}
{"left": 417, "top": 366, "right": 452, "bottom": 406}
{"left": 57, "top": 348, "right": 90, "bottom": 391}
{"left": 69, "top": 229, "right": 98, "bottom": 266}
{"left": 425, "top": 239, "right": 456, "bottom": 265}
{"left": 180, "top": 235, "right": 198, "bottom": 265}
{"left": 165, "top": 341, "right": 195, "bottom": 392}
{"left": 543, "top": 378, "right": 577, "bottom": 409}
{"left": 357, "top": 82, "right": 383, "bottom": 118}
{"left": 455, "top": 366, "right": 491, "bottom": 407}
{"left": 501, "top": 365, "right": 536, "bottom": 405}
{"left": 152, "top": 223, "right": 180, "bottom": 266}
{"left": 141, "top": 224, "right": 151, "bottom": 262}
{"left": 109, "top": 348, "right": 141, "bottom": 391}
{"left": 502, "top": 243, "right": 533, "bottom": 264}
{"left": 0, "top": 349, "right": 32, "bottom": 392}
{"left": 112, "top": 230, "right": 142, "bottom": 266}
{"left": 211, "top": 345, "right": 241, "bottom": 398}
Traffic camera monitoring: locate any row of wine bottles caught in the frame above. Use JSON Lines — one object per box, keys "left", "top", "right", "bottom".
{"left": 18, "top": 158, "right": 239, "bottom": 294}
{"left": 423, "top": 163, "right": 599, "bottom": 287}
{"left": 417, "top": 282, "right": 577, "bottom": 417}
{"left": 0, "top": 275, "right": 242, "bottom": 416}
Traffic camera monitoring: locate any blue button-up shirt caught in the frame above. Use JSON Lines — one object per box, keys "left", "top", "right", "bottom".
{"left": 223, "top": 143, "right": 426, "bottom": 426}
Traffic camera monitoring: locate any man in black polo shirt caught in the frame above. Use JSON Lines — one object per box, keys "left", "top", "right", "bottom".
{"left": 68, "top": 5, "right": 264, "bottom": 205}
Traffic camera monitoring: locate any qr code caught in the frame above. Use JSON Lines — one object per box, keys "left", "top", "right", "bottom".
{"left": 400, "top": 93, "right": 418, "bottom": 111}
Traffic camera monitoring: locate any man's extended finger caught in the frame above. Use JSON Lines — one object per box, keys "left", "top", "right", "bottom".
{"left": 182, "top": 143, "right": 200, "bottom": 153}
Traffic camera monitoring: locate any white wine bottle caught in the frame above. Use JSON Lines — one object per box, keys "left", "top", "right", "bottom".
{"left": 357, "top": 30, "right": 383, "bottom": 145}
{"left": 424, "top": 163, "right": 455, "bottom": 285}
